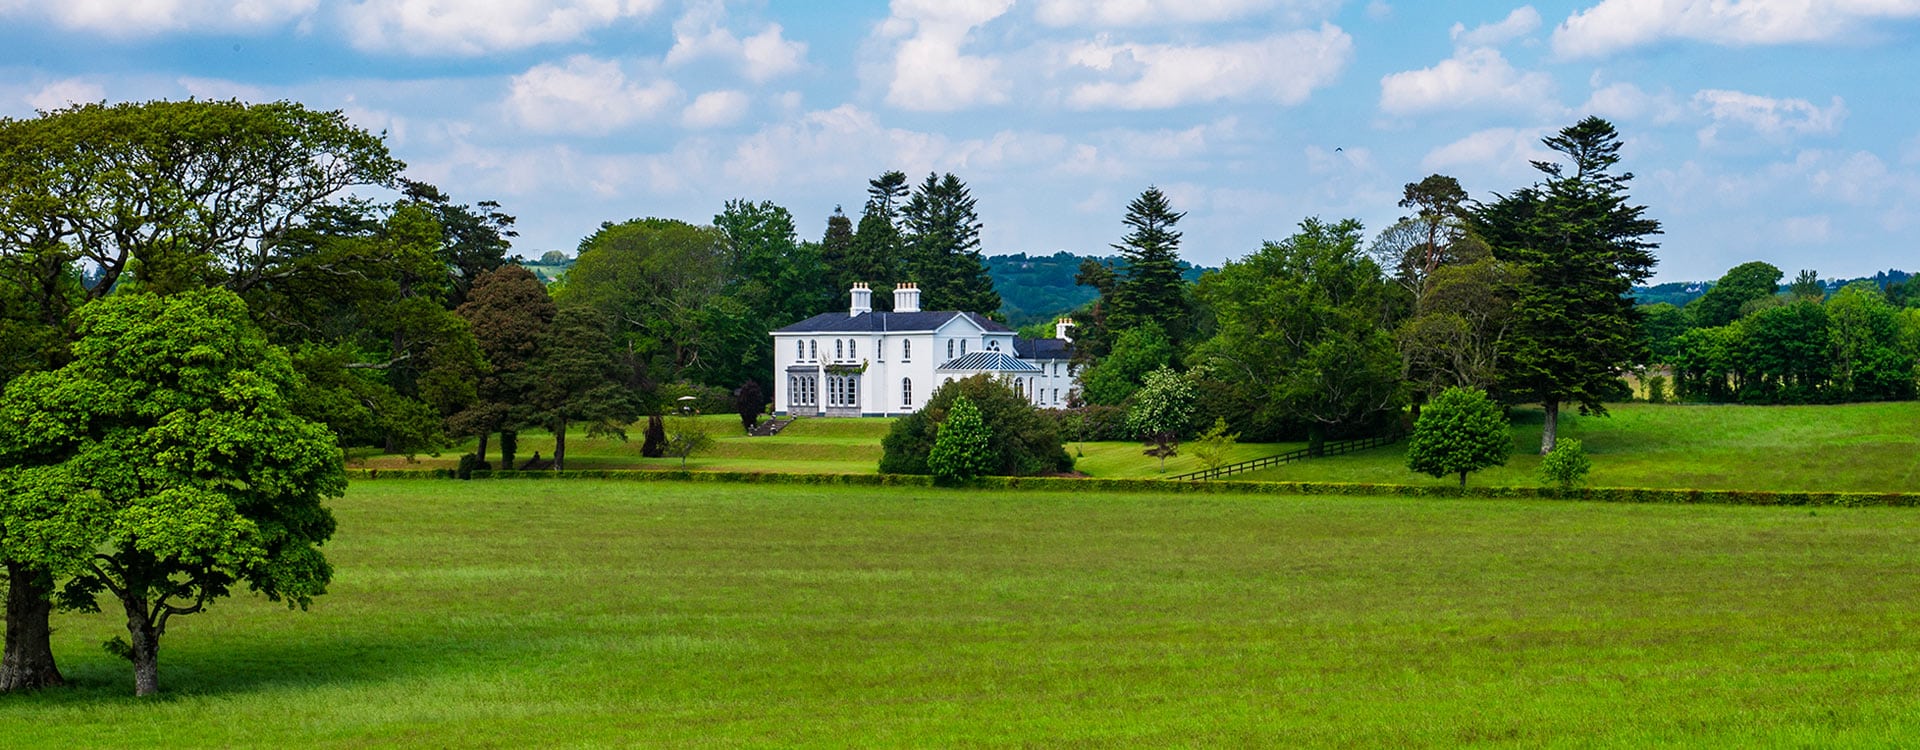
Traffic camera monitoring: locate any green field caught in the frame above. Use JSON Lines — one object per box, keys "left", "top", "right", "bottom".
{"left": 7, "top": 480, "right": 1920, "bottom": 746}
{"left": 358, "top": 402, "right": 1920, "bottom": 492}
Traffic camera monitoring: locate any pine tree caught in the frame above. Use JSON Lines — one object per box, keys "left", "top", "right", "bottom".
{"left": 820, "top": 207, "right": 855, "bottom": 290}
{"left": 1473, "top": 117, "right": 1661, "bottom": 454}
{"left": 1109, "top": 186, "right": 1190, "bottom": 341}
{"left": 841, "top": 172, "right": 909, "bottom": 305}
{"left": 902, "top": 172, "right": 999, "bottom": 314}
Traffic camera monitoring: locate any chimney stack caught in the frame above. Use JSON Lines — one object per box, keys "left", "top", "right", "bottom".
{"left": 893, "top": 282, "right": 921, "bottom": 313}
{"left": 849, "top": 282, "right": 871, "bottom": 316}
{"left": 1054, "top": 317, "right": 1074, "bottom": 342}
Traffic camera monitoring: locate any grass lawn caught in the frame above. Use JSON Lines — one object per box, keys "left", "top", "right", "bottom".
{"left": 7, "top": 479, "right": 1920, "bottom": 746}
{"left": 1237, "top": 401, "right": 1920, "bottom": 492}
{"left": 351, "top": 402, "right": 1920, "bottom": 492}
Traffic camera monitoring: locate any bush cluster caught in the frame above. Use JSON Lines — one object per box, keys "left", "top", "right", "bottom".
{"left": 879, "top": 375, "right": 1073, "bottom": 477}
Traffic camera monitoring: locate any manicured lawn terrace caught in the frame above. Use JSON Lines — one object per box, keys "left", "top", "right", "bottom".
{"left": 356, "top": 402, "right": 1920, "bottom": 492}
{"left": 7, "top": 480, "right": 1920, "bottom": 746}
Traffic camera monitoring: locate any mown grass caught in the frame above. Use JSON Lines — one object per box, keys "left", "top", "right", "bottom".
{"left": 1237, "top": 401, "right": 1920, "bottom": 492}
{"left": 7, "top": 480, "right": 1920, "bottom": 746}
{"left": 353, "top": 402, "right": 1920, "bottom": 491}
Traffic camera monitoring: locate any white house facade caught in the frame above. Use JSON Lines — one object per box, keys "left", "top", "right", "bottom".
{"left": 772, "top": 283, "right": 1078, "bottom": 417}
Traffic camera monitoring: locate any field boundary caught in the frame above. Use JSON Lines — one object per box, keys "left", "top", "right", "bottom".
{"left": 344, "top": 468, "right": 1920, "bottom": 507}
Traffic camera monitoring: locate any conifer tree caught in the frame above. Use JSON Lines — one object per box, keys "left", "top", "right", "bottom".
{"left": 902, "top": 172, "right": 999, "bottom": 315}
{"left": 1109, "top": 186, "right": 1190, "bottom": 342}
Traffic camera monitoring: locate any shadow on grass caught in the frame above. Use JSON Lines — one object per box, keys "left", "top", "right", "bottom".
{"left": 0, "top": 628, "right": 487, "bottom": 703}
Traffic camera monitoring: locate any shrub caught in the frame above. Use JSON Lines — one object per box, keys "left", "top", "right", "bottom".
{"left": 1644, "top": 374, "right": 1668, "bottom": 404}
{"left": 1540, "top": 438, "right": 1592, "bottom": 491}
{"left": 928, "top": 395, "right": 994, "bottom": 481}
{"left": 1190, "top": 417, "right": 1240, "bottom": 471}
{"left": 456, "top": 453, "right": 489, "bottom": 480}
{"left": 664, "top": 414, "right": 715, "bottom": 468}
{"left": 880, "top": 374, "right": 1071, "bottom": 477}
{"left": 1405, "top": 386, "right": 1509, "bottom": 487}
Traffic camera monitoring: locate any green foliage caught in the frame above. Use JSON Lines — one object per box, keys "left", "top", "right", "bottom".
{"left": 559, "top": 218, "right": 735, "bottom": 389}
{"left": 1473, "top": 117, "right": 1661, "bottom": 452}
{"left": 1687, "top": 261, "right": 1782, "bottom": 328}
{"left": 1790, "top": 269, "right": 1825, "bottom": 300}
{"left": 1637, "top": 302, "right": 1688, "bottom": 362}
{"left": 901, "top": 172, "right": 999, "bottom": 315}
{"left": 1396, "top": 248, "right": 1519, "bottom": 400}
{"left": 1643, "top": 374, "right": 1668, "bottom": 404}
{"left": 1107, "top": 187, "right": 1191, "bottom": 344}
{"left": 1191, "top": 217, "right": 1404, "bottom": 447}
{"left": 531, "top": 307, "right": 636, "bottom": 471}
{"left": 0, "top": 289, "right": 343, "bottom": 695}
{"left": 1079, "top": 324, "right": 1173, "bottom": 406}
{"left": 927, "top": 395, "right": 994, "bottom": 481}
{"left": 1190, "top": 417, "right": 1240, "bottom": 471}
{"left": 1125, "top": 366, "right": 1197, "bottom": 471}
{"left": 1405, "top": 386, "right": 1510, "bottom": 487}
{"left": 664, "top": 415, "right": 717, "bottom": 469}
{"left": 1539, "top": 438, "right": 1592, "bottom": 490}
{"left": 881, "top": 375, "right": 1071, "bottom": 477}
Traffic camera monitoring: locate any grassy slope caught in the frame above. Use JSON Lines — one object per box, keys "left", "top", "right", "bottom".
{"left": 1236, "top": 402, "right": 1920, "bottom": 492}
{"left": 353, "top": 402, "right": 1920, "bottom": 491}
{"left": 6, "top": 480, "right": 1920, "bottom": 746}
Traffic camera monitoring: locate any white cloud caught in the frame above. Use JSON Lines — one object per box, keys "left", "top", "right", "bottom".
{"left": 1450, "top": 6, "right": 1540, "bottom": 47}
{"left": 1553, "top": 0, "right": 1920, "bottom": 59}
{"left": 1422, "top": 126, "right": 1553, "bottom": 172}
{"left": 342, "top": 0, "right": 662, "bottom": 56}
{"left": 1366, "top": 1, "right": 1393, "bottom": 21}
{"left": 1579, "top": 80, "right": 1683, "bottom": 123}
{"left": 24, "top": 79, "right": 106, "bottom": 111}
{"left": 1065, "top": 24, "right": 1352, "bottom": 109}
{"left": 505, "top": 56, "right": 680, "bottom": 135}
{"left": 3, "top": 0, "right": 316, "bottom": 35}
{"left": 665, "top": 1, "right": 807, "bottom": 82}
{"left": 177, "top": 76, "right": 268, "bottom": 102}
{"left": 1779, "top": 214, "right": 1832, "bottom": 243}
{"left": 877, "top": 0, "right": 1015, "bottom": 111}
{"left": 1032, "top": 0, "right": 1339, "bottom": 26}
{"left": 682, "top": 90, "right": 750, "bottom": 129}
{"left": 1379, "top": 46, "right": 1556, "bottom": 115}
{"left": 1693, "top": 89, "right": 1846, "bottom": 143}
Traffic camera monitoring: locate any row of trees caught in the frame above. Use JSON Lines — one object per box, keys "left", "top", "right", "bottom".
{"left": 1059, "top": 117, "right": 1660, "bottom": 461}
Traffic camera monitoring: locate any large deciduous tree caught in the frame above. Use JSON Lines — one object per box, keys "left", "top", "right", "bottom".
{"left": 530, "top": 307, "right": 636, "bottom": 471}
{"left": 1472, "top": 117, "right": 1661, "bottom": 454}
{"left": 1, "top": 289, "right": 341, "bottom": 696}
{"left": 1192, "top": 218, "right": 1404, "bottom": 453}
{"left": 559, "top": 218, "right": 733, "bottom": 392}
{"left": 1687, "top": 261, "right": 1782, "bottom": 328}
{"left": 0, "top": 98, "right": 397, "bottom": 692}
{"left": 451, "top": 265, "right": 557, "bottom": 469}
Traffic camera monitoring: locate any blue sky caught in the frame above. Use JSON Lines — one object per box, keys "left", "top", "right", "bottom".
{"left": 3, "top": 0, "right": 1917, "bottom": 283}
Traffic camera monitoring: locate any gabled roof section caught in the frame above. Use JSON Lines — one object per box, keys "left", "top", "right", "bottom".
{"left": 937, "top": 351, "right": 1042, "bottom": 373}
{"left": 1013, "top": 337, "right": 1072, "bottom": 361}
{"left": 772, "top": 311, "right": 1013, "bottom": 334}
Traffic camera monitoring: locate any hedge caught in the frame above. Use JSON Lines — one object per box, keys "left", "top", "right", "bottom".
{"left": 340, "top": 468, "right": 1920, "bottom": 507}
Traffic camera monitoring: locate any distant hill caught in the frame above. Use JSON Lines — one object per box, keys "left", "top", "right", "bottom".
{"left": 987, "top": 251, "right": 1213, "bottom": 327}
{"left": 1632, "top": 269, "right": 1914, "bottom": 308}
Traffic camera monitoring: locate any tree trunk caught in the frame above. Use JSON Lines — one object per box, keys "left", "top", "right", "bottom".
{"left": 1458, "top": 470, "right": 1468, "bottom": 487}
{"left": 476, "top": 431, "right": 491, "bottom": 467}
{"left": 1, "top": 562, "right": 64, "bottom": 692}
{"left": 1307, "top": 424, "right": 1326, "bottom": 457}
{"left": 552, "top": 418, "right": 568, "bottom": 471}
{"left": 1540, "top": 399, "right": 1560, "bottom": 455}
{"left": 500, "top": 429, "right": 517, "bottom": 470}
{"left": 119, "top": 593, "right": 160, "bottom": 697}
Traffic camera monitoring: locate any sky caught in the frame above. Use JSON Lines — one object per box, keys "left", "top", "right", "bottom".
{"left": 3, "top": 0, "right": 1918, "bottom": 284}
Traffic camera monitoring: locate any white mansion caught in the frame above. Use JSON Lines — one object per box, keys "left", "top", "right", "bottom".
{"left": 772, "top": 283, "right": 1077, "bottom": 417}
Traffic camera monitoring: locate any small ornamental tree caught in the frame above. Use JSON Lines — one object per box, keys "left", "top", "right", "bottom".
{"left": 1539, "top": 438, "right": 1592, "bottom": 491}
{"left": 927, "top": 395, "right": 994, "bottom": 481}
{"left": 1405, "top": 386, "right": 1510, "bottom": 487}
{"left": 736, "top": 381, "right": 766, "bottom": 433}
{"left": 0, "top": 289, "right": 343, "bottom": 696}
{"left": 1125, "top": 366, "right": 1196, "bottom": 471}
{"left": 664, "top": 414, "right": 716, "bottom": 469}
{"left": 1191, "top": 417, "right": 1240, "bottom": 471}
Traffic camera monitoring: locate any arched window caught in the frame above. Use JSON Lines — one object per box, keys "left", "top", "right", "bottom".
{"left": 796, "top": 340, "right": 804, "bottom": 360}
{"left": 903, "top": 339, "right": 911, "bottom": 361}
{"left": 849, "top": 340, "right": 856, "bottom": 359}
{"left": 902, "top": 378, "right": 913, "bottom": 407}
{"left": 835, "top": 339, "right": 844, "bottom": 360}
{"left": 809, "top": 340, "right": 817, "bottom": 360}
{"left": 960, "top": 340, "right": 968, "bottom": 355}
{"left": 947, "top": 339, "right": 954, "bottom": 359}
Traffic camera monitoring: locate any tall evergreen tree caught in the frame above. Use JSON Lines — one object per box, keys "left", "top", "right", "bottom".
{"left": 819, "top": 206, "right": 856, "bottom": 298}
{"left": 1108, "top": 186, "right": 1190, "bottom": 343}
{"left": 901, "top": 172, "right": 999, "bottom": 315}
{"left": 839, "top": 172, "right": 910, "bottom": 305}
{"left": 1472, "top": 117, "right": 1662, "bottom": 454}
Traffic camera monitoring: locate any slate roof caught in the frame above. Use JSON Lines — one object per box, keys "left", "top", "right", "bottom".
{"left": 773, "top": 310, "right": 1013, "bottom": 334}
{"left": 1013, "top": 337, "right": 1072, "bottom": 360}
{"left": 936, "top": 351, "right": 1042, "bottom": 373}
